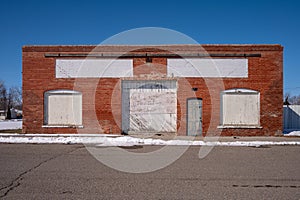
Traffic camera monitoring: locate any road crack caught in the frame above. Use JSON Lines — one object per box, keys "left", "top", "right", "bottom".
{"left": 0, "top": 146, "right": 83, "bottom": 198}
{"left": 232, "top": 184, "right": 300, "bottom": 188}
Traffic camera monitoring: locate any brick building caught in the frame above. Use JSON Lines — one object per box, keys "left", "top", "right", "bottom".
{"left": 22, "top": 44, "right": 283, "bottom": 136}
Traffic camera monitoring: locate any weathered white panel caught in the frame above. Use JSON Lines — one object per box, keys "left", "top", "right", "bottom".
{"left": 129, "top": 89, "right": 176, "bottom": 132}
{"left": 284, "top": 105, "right": 300, "bottom": 130}
{"left": 130, "top": 114, "right": 176, "bottom": 132}
{"left": 46, "top": 93, "right": 82, "bottom": 125}
{"left": 222, "top": 93, "right": 259, "bottom": 125}
{"left": 167, "top": 58, "right": 248, "bottom": 77}
{"left": 122, "top": 80, "right": 177, "bottom": 133}
{"left": 130, "top": 89, "right": 176, "bottom": 113}
{"left": 56, "top": 59, "right": 133, "bottom": 78}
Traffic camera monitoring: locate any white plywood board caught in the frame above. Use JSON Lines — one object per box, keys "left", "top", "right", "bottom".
{"left": 56, "top": 59, "right": 133, "bottom": 78}
{"left": 130, "top": 89, "right": 176, "bottom": 114}
{"left": 122, "top": 80, "right": 177, "bottom": 133}
{"left": 222, "top": 93, "right": 259, "bottom": 125}
{"left": 167, "top": 58, "right": 248, "bottom": 78}
{"left": 129, "top": 89, "right": 176, "bottom": 132}
{"left": 129, "top": 114, "right": 176, "bottom": 132}
{"left": 47, "top": 94, "right": 82, "bottom": 125}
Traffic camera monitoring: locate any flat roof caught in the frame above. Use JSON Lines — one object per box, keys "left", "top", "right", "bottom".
{"left": 22, "top": 44, "right": 283, "bottom": 53}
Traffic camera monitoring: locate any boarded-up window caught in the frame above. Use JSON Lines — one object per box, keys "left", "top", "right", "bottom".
{"left": 44, "top": 90, "right": 82, "bottom": 126}
{"left": 221, "top": 89, "right": 260, "bottom": 126}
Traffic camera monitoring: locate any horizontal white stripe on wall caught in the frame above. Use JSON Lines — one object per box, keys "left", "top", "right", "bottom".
{"left": 56, "top": 59, "right": 133, "bottom": 78}
{"left": 167, "top": 58, "right": 248, "bottom": 78}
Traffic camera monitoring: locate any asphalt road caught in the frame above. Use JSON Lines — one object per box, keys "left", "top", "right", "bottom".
{"left": 0, "top": 144, "right": 299, "bottom": 200}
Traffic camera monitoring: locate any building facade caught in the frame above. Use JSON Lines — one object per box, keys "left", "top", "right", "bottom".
{"left": 22, "top": 44, "right": 283, "bottom": 136}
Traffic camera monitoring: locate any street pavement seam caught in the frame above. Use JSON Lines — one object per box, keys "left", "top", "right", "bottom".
{"left": 0, "top": 146, "right": 83, "bottom": 198}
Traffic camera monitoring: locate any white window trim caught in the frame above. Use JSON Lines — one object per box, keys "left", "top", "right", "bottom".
{"left": 219, "top": 88, "right": 261, "bottom": 129}
{"left": 44, "top": 90, "right": 83, "bottom": 127}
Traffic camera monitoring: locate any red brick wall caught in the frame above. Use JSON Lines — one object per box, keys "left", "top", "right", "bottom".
{"left": 22, "top": 45, "right": 283, "bottom": 136}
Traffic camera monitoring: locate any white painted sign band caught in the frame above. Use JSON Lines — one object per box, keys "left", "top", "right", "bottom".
{"left": 167, "top": 58, "right": 248, "bottom": 78}
{"left": 56, "top": 59, "right": 133, "bottom": 78}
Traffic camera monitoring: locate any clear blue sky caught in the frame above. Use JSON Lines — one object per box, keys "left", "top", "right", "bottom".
{"left": 0, "top": 0, "right": 299, "bottom": 95}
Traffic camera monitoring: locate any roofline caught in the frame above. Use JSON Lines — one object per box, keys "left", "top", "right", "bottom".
{"left": 22, "top": 44, "right": 283, "bottom": 47}
{"left": 22, "top": 44, "right": 284, "bottom": 52}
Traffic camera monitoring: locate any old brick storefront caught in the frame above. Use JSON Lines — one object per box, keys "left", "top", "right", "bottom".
{"left": 22, "top": 45, "right": 283, "bottom": 136}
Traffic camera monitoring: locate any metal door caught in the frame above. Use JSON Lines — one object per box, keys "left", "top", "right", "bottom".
{"left": 187, "top": 98, "right": 202, "bottom": 136}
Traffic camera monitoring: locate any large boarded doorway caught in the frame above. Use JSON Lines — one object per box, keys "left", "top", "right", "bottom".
{"left": 122, "top": 80, "right": 177, "bottom": 134}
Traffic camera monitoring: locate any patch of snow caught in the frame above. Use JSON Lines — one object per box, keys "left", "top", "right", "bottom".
{"left": 0, "top": 120, "right": 22, "bottom": 130}
{"left": 0, "top": 134, "right": 299, "bottom": 146}
{"left": 284, "top": 131, "right": 300, "bottom": 137}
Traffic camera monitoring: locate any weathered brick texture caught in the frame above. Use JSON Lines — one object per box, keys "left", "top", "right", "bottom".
{"left": 22, "top": 45, "right": 283, "bottom": 136}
